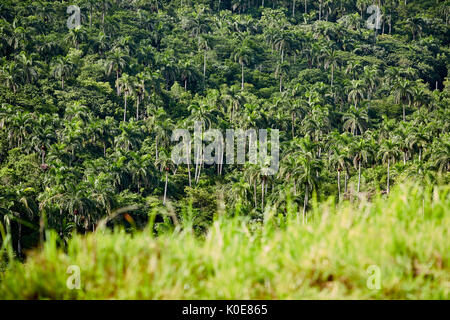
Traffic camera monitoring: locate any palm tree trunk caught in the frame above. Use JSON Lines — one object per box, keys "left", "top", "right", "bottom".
{"left": 123, "top": 94, "right": 127, "bottom": 122}
{"left": 17, "top": 217, "right": 22, "bottom": 257}
{"left": 331, "top": 65, "right": 334, "bottom": 87}
{"left": 303, "top": 185, "right": 308, "bottom": 224}
{"left": 345, "top": 172, "right": 348, "bottom": 193}
{"left": 254, "top": 181, "right": 257, "bottom": 207}
{"left": 186, "top": 143, "right": 191, "bottom": 187}
{"left": 136, "top": 97, "right": 140, "bottom": 120}
{"left": 241, "top": 63, "right": 244, "bottom": 91}
{"left": 387, "top": 158, "right": 390, "bottom": 194}
{"left": 291, "top": 113, "right": 295, "bottom": 138}
{"left": 261, "top": 178, "right": 265, "bottom": 211}
{"left": 403, "top": 151, "right": 406, "bottom": 165}
{"left": 358, "top": 160, "right": 361, "bottom": 192}
{"left": 163, "top": 172, "right": 168, "bottom": 205}
{"left": 116, "top": 70, "right": 120, "bottom": 95}
{"left": 337, "top": 170, "right": 341, "bottom": 201}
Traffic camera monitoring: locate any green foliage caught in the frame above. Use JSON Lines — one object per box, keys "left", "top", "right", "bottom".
{"left": 0, "top": 183, "right": 448, "bottom": 299}
{"left": 0, "top": 0, "right": 448, "bottom": 262}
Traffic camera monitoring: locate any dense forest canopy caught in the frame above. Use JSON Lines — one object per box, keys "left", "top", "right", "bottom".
{"left": 0, "top": 0, "right": 449, "bottom": 256}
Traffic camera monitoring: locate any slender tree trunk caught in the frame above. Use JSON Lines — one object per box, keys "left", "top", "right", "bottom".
{"left": 387, "top": 158, "right": 390, "bottom": 194}
{"left": 303, "top": 185, "right": 308, "bottom": 224}
{"left": 292, "top": 0, "right": 296, "bottom": 16}
{"left": 241, "top": 63, "right": 244, "bottom": 91}
{"left": 403, "top": 151, "right": 406, "bottom": 165}
{"left": 136, "top": 97, "right": 140, "bottom": 120}
{"left": 186, "top": 142, "right": 192, "bottom": 187}
{"left": 345, "top": 172, "right": 348, "bottom": 192}
{"left": 331, "top": 65, "right": 334, "bottom": 87}
{"left": 116, "top": 70, "right": 120, "bottom": 95}
{"left": 357, "top": 160, "right": 361, "bottom": 192}
{"left": 291, "top": 113, "right": 295, "bottom": 138}
{"left": 123, "top": 94, "right": 127, "bottom": 122}
{"left": 17, "top": 217, "right": 22, "bottom": 257}
{"left": 254, "top": 181, "right": 257, "bottom": 207}
{"left": 163, "top": 172, "right": 168, "bottom": 205}
{"left": 261, "top": 178, "right": 265, "bottom": 211}
{"left": 337, "top": 170, "right": 341, "bottom": 201}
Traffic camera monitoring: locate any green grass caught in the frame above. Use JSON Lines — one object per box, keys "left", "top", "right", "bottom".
{"left": 0, "top": 183, "right": 449, "bottom": 299}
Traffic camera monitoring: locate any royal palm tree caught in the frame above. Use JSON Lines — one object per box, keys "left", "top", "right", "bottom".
{"left": 342, "top": 106, "right": 368, "bottom": 136}
{"left": 155, "top": 150, "right": 172, "bottom": 206}
{"left": 51, "top": 56, "right": 73, "bottom": 89}
{"left": 351, "top": 138, "right": 370, "bottom": 193}
{"left": 232, "top": 39, "right": 252, "bottom": 91}
{"left": 117, "top": 73, "right": 134, "bottom": 122}
{"left": 394, "top": 78, "right": 414, "bottom": 121}
{"left": 378, "top": 139, "right": 400, "bottom": 194}
{"left": 347, "top": 79, "right": 365, "bottom": 108}
{"left": 105, "top": 48, "right": 128, "bottom": 95}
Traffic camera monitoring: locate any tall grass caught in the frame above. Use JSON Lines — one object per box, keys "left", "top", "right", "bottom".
{"left": 0, "top": 183, "right": 449, "bottom": 299}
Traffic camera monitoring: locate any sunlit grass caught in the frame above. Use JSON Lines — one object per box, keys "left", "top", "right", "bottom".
{"left": 0, "top": 183, "right": 449, "bottom": 299}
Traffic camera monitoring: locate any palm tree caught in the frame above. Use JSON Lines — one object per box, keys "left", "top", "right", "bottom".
{"left": 329, "top": 145, "right": 349, "bottom": 201}
{"left": 323, "top": 47, "right": 339, "bottom": 87}
{"left": 117, "top": 73, "right": 134, "bottom": 122}
{"left": 65, "top": 27, "right": 87, "bottom": 49}
{"left": 15, "top": 51, "right": 37, "bottom": 84}
{"left": 342, "top": 106, "right": 368, "bottom": 136}
{"left": 51, "top": 56, "right": 73, "bottom": 89}
{"left": 351, "top": 138, "right": 370, "bottom": 193}
{"left": 155, "top": 150, "right": 172, "bottom": 206}
{"left": 232, "top": 40, "right": 252, "bottom": 91}
{"left": 347, "top": 79, "right": 365, "bottom": 108}
{"left": 134, "top": 72, "right": 148, "bottom": 120}
{"left": 105, "top": 48, "right": 128, "bottom": 95}
{"left": 394, "top": 78, "right": 414, "bottom": 121}
{"left": 0, "top": 62, "right": 19, "bottom": 93}
{"left": 431, "top": 134, "right": 450, "bottom": 174}
{"left": 83, "top": 0, "right": 98, "bottom": 28}
{"left": 378, "top": 139, "right": 400, "bottom": 194}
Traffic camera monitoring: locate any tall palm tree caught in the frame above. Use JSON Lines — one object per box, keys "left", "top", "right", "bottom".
{"left": 393, "top": 78, "right": 414, "bottom": 121}
{"left": 0, "top": 62, "right": 19, "bottom": 93}
{"left": 351, "top": 138, "right": 370, "bottom": 193}
{"left": 15, "top": 51, "right": 37, "bottom": 84}
{"left": 232, "top": 39, "right": 252, "bottom": 91}
{"left": 378, "top": 139, "right": 400, "bottom": 194}
{"left": 51, "top": 56, "right": 73, "bottom": 89}
{"left": 105, "top": 48, "right": 128, "bottom": 95}
{"left": 117, "top": 73, "right": 134, "bottom": 122}
{"left": 347, "top": 79, "right": 365, "bottom": 108}
{"left": 329, "top": 145, "right": 349, "bottom": 201}
{"left": 323, "top": 47, "right": 339, "bottom": 87}
{"left": 65, "top": 27, "right": 87, "bottom": 49}
{"left": 155, "top": 150, "right": 172, "bottom": 206}
{"left": 342, "top": 106, "right": 368, "bottom": 136}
